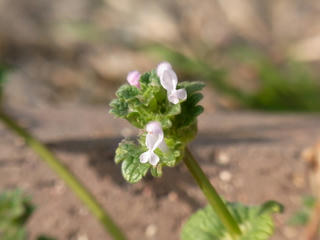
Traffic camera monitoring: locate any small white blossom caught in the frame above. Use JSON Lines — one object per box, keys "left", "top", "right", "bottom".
{"left": 127, "top": 70, "right": 141, "bottom": 88}
{"left": 157, "top": 62, "right": 187, "bottom": 104}
{"left": 139, "top": 121, "right": 167, "bottom": 166}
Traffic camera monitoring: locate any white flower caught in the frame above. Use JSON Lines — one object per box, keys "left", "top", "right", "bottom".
{"left": 157, "top": 62, "right": 187, "bottom": 104}
{"left": 139, "top": 121, "right": 168, "bottom": 166}
{"left": 127, "top": 70, "right": 141, "bottom": 88}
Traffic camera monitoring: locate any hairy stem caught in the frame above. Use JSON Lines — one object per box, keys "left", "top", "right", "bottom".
{"left": 0, "top": 111, "right": 127, "bottom": 240}
{"left": 184, "top": 147, "right": 241, "bottom": 238}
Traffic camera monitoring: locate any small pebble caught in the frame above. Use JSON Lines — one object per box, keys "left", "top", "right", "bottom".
{"left": 168, "top": 191, "right": 178, "bottom": 202}
{"left": 142, "top": 186, "right": 153, "bottom": 198}
{"left": 292, "top": 174, "right": 304, "bottom": 188}
{"left": 145, "top": 224, "right": 157, "bottom": 238}
{"left": 79, "top": 207, "right": 89, "bottom": 216}
{"left": 53, "top": 181, "right": 65, "bottom": 195}
{"left": 217, "top": 152, "right": 230, "bottom": 165}
{"left": 78, "top": 234, "right": 88, "bottom": 240}
{"left": 219, "top": 170, "right": 232, "bottom": 182}
{"left": 13, "top": 137, "right": 25, "bottom": 147}
{"left": 283, "top": 226, "right": 297, "bottom": 238}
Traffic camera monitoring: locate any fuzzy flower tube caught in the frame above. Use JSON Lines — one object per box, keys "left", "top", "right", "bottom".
{"left": 109, "top": 62, "right": 283, "bottom": 240}
{"left": 139, "top": 121, "right": 167, "bottom": 166}
{"left": 157, "top": 62, "right": 187, "bottom": 104}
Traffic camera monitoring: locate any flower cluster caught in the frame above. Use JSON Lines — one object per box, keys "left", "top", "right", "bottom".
{"left": 110, "top": 61, "right": 204, "bottom": 183}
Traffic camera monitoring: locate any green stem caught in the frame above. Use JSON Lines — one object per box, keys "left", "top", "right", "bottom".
{"left": 184, "top": 147, "right": 241, "bottom": 238}
{"left": 0, "top": 111, "right": 127, "bottom": 240}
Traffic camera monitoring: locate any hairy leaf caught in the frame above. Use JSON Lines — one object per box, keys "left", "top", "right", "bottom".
{"left": 116, "top": 84, "right": 139, "bottom": 100}
{"left": 179, "top": 81, "right": 205, "bottom": 95}
{"left": 116, "top": 140, "right": 150, "bottom": 183}
{"left": 181, "top": 201, "right": 283, "bottom": 240}
{"left": 109, "top": 99, "right": 128, "bottom": 117}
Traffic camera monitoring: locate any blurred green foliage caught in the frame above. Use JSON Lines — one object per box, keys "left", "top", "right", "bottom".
{"left": 0, "top": 65, "right": 9, "bottom": 105}
{"left": 288, "top": 195, "right": 319, "bottom": 230}
{"left": 0, "top": 189, "right": 56, "bottom": 240}
{"left": 144, "top": 44, "right": 320, "bottom": 112}
{"left": 143, "top": 44, "right": 246, "bottom": 102}
{"left": 0, "top": 190, "right": 34, "bottom": 240}
{"left": 229, "top": 46, "right": 320, "bottom": 111}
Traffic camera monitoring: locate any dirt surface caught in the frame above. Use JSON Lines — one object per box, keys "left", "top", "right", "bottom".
{"left": 1, "top": 104, "right": 320, "bottom": 240}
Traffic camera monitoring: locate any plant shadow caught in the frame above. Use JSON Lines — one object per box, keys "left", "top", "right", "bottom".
{"left": 45, "top": 129, "right": 274, "bottom": 211}
{"left": 46, "top": 136, "right": 202, "bottom": 210}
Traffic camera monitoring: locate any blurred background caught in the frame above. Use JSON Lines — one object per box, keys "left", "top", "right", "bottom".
{"left": 1, "top": 1, "right": 320, "bottom": 240}
{"left": 2, "top": 0, "right": 320, "bottom": 111}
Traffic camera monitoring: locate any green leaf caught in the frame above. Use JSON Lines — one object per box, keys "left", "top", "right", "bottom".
{"left": 140, "top": 72, "right": 151, "bottom": 86}
{"left": 149, "top": 70, "right": 161, "bottom": 85}
{"left": 158, "top": 118, "right": 172, "bottom": 129}
{"left": 109, "top": 99, "right": 129, "bottom": 117}
{"left": 150, "top": 165, "right": 163, "bottom": 177}
{"left": 121, "top": 155, "right": 150, "bottom": 183}
{"left": 126, "top": 112, "right": 145, "bottom": 128}
{"left": 142, "top": 88, "right": 156, "bottom": 106}
{"left": 288, "top": 210, "right": 309, "bottom": 226}
{"left": 115, "top": 140, "right": 150, "bottom": 183}
{"left": 181, "top": 201, "right": 283, "bottom": 240}
{"left": 116, "top": 84, "right": 139, "bottom": 100}
{"left": 179, "top": 81, "right": 205, "bottom": 95}
{"left": 115, "top": 140, "right": 136, "bottom": 164}
{"left": 188, "top": 93, "right": 203, "bottom": 106}
{"left": 167, "top": 103, "right": 181, "bottom": 117}
{"left": 193, "top": 105, "right": 204, "bottom": 117}
{"left": 302, "top": 195, "right": 317, "bottom": 208}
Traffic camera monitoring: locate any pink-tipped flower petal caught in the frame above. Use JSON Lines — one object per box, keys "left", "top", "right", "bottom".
{"left": 126, "top": 70, "right": 141, "bottom": 88}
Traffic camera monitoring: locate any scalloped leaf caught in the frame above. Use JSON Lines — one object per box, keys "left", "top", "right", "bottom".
{"left": 115, "top": 140, "right": 136, "bottom": 164}
{"left": 188, "top": 93, "right": 204, "bottom": 106}
{"left": 150, "top": 164, "right": 163, "bottom": 177}
{"left": 140, "top": 72, "right": 151, "bottom": 86}
{"left": 179, "top": 81, "right": 205, "bottom": 95}
{"left": 116, "top": 84, "right": 139, "bottom": 100}
{"left": 121, "top": 158, "right": 150, "bottom": 183}
{"left": 115, "top": 140, "right": 150, "bottom": 183}
{"left": 167, "top": 103, "right": 181, "bottom": 116}
{"left": 181, "top": 201, "right": 283, "bottom": 240}
{"left": 109, "top": 99, "right": 128, "bottom": 117}
{"left": 126, "top": 112, "right": 145, "bottom": 128}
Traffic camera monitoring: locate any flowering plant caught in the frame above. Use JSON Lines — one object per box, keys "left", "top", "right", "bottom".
{"left": 110, "top": 62, "right": 204, "bottom": 182}
{"left": 110, "top": 62, "right": 283, "bottom": 240}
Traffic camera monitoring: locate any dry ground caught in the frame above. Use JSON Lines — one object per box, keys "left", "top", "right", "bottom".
{"left": 1, "top": 104, "right": 320, "bottom": 240}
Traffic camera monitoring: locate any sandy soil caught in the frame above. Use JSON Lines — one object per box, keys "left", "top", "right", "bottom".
{"left": 1, "top": 104, "right": 320, "bottom": 240}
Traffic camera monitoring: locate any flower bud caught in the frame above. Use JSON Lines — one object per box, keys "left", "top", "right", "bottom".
{"left": 127, "top": 70, "right": 141, "bottom": 88}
